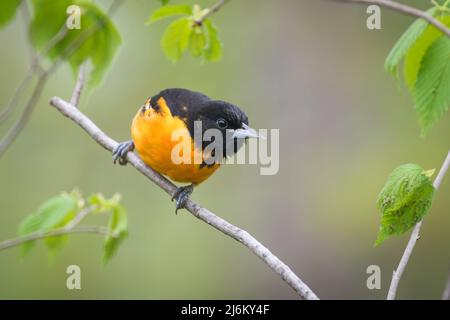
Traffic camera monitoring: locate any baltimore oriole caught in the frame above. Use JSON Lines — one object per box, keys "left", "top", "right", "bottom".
{"left": 113, "top": 88, "right": 261, "bottom": 212}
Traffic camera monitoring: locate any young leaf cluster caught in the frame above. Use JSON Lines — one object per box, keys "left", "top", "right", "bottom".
{"left": 0, "top": 0, "right": 122, "bottom": 88}
{"left": 18, "top": 190, "right": 128, "bottom": 264}
{"left": 385, "top": 7, "right": 450, "bottom": 136}
{"left": 30, "top": 0, "right": 121, "bottom": 87}
{"left": 148, "top": 4, "right": 223, "bottom": 63}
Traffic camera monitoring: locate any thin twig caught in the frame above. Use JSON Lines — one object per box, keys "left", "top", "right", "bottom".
{"left": 40, "top": 27, "right": 68, "bottom": 59}
{"left": 0, "top": 19, "right": 65, "bottom": 143}
{"left": 0, "top": 68, "right": 36, "bottom": 123}
{"left": 0, "top": 226, "right": 112, "bottom": 251}
{"left": 442, "top": 269, "right": 450, "bottom": 299}
{"left": 0, "top": 72, "right": 48, "bottom": 157}
{"left": 333, "top": 0, "right": 450, "bottom": 37}
{"left": 387, "top": 150, "right": 450, "bottom": 300}
{"left": 108, "top": 0, "right": 124, "bottom": 14}
{"left": 0, "top": 0, "right": 123, "bottom": 156}
{"left": 49, "top": 96, "right": 319, "bottom": 300}
{"left": 70, "top": 64, "right": 87, "bottom": 108}
{"left": 20, "top": 0, "right": 34, "bottom": 63}
{"left": 197, "top": 0, "right": 230, "bottom": 24}
{"left": 0, "top": 21, "right": 65, "bottom": 124}
{"left": 0, "top": 0, "right": 50, "bottom": 124}
{"left": 63, "top": 205, "right": 95, "bottom": 230}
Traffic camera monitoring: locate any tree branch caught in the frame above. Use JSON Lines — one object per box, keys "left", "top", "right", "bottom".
{"left": 442, "top": 268, "right": 450, "bottom": 300}
{"left": 0, "top": 66, "right": 36, "bottom": 123}
{"left": 19, "top": 0, "right": 34, "bottom": 64}
{"left": 0, "top": 226, "right": 112, "bottom": 251}
{"left": 48, "top": 96, "right": 319, "bottom": 300}
{"left": 0, "top": 204, "right": 112, "bottom": 252}
{"left": 197, "top": 0, "right": 230, "bottom": 24}
{"left": 0, "top": 0, "right": 123, "bottom": 158}
{"left": 0, "top": 18, "right": 66, "bottom": 157}
{"left": 0, "top": 71, "right": 48, "bottom": 157}
{"left": 332, "top": 0, "right": 450, "bottom": 38}
{"left": 63, "top": 205, "right": 94, "bottom": 230}
{"left": 70, "top": 64, "right": 87, "bottom": 108}
{"left": 387, "top": 150, "right": 450, "bottom": 300}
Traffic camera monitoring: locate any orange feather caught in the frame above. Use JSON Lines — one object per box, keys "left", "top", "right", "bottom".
{"left": 131, "top": 97, "right": 220, "bottom": 185}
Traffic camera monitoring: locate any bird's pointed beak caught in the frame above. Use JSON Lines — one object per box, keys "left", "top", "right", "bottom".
{"left": 232, "top": 123, "right": 265, "bottom": 139}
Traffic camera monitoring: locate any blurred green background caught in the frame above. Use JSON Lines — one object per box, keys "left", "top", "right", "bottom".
{"left": 1, "top": 0, "right": 450, "bottom": 299}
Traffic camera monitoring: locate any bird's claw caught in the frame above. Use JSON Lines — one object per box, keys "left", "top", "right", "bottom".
{"left": 113, "top": 140, "right": 134, "bottom": 165}
{"left": 172, "top": 184, "right": 194, "bottom": 214}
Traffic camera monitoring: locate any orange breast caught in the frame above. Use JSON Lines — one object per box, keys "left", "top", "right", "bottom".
{"left": 131, "top": 98, "right": 220, "bottom": 185}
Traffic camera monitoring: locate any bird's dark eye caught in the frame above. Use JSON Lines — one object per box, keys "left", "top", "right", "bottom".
{"left": 216, "top": 118, "right": 228, "bottom": 129}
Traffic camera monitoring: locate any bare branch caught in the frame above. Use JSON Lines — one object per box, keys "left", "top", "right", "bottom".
{"left": 0, "top": 0, "right": 124, "bottom": 157}
{"left": 333, "top": 0, "right": 450, "bottom": 38}
{"left": 196, "top": 0, "right": 230, "bottom": 24}
{"left": 19, "top": 0, "right": 34, "bottom": 63}
{"left": 387, "top": 150, "right": 450, "bottom": 300}
{"left": 0, "top": 0, "right": 49, "bottom": 125}
{"left": 0, "top": 72, "right": 48, "bottom": 157}
{"left": 0, "top": 226, "right": 112, "bottom": 251}
{"left": 434, "top": 151, "right": 450, "bottom": 190}
{"left": 0, "top": 205, "right": 108, "bottom": 252}
{"left": 0, "top": 19, "right": 65, "bottom": 154}
{"left": 63, "top": 205, "right": 95, "bottom": 230}
{"left": 442, "top": 269, "right": 450, "bottom": 300}
{"left": 70, "top": 64, "right": 87, "bottom": 108}
{"left": 0, "top": 68, "right": 36, "bottom": 123}
{"left": 49, "top": 96, "right": 319, "bottom": 300}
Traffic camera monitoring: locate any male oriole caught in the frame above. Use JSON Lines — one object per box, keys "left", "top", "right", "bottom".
{"left": 113, "top": 88, "right": 260, "bottom": 212}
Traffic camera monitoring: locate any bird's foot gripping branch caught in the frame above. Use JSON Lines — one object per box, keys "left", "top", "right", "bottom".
{"left": 49, "top": 96, "right": 319, "bottom": 300}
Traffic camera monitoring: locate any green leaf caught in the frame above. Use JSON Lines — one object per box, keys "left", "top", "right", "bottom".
{"left": 84, "top": 2, "right": 122, "bottom": 87}
{"left": 18, "top": 193, "right": 79, "bottom": 256}
{"left": 385, "top": 8, "right": 436, "bottom": 78}
{"left": 43, "top": 210, "right": 75, "bottom": 259}
{"left": 0, "top": 0, "right": 21, "bottom": 28}
{"left": 161, "top": 17, "right": 193, "bottom": 63}
{"left": 29, "top": 0, "right": 69, "bottom": 52}
{"left": 189, "top": 26, "right": 206, "bottom": 57}
{"left": 375, "top": 164, "right": 435, "bottom": 246}
{"left": 90, "top": 192, "right": 128, "bottom": 263}
{"left": 147, "top": 4, "right": 192, "bottom": 24}
{"left": 404, "top": 15, "right": 450, "bottom": 90}
{"left": 103, "top": 205, "right": 128, "bottom": 264}
{"left": 413, "top": 36, "right": 450, "bottom": 136}
{"left": 16, "top": 190, "right": 129, "bottom": 263}
{"left": 30, "top": 0, "right": 121, "bottom": 87}
{"left": 203, "top": 19, "right": 222, "bottom": 62}
{"left": 159, "top": 0, "right": 170, "bottom": 5}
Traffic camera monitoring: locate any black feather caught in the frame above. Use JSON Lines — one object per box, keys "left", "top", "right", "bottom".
{"left": 152, "top": 88, "right": 249, "bottom": 162}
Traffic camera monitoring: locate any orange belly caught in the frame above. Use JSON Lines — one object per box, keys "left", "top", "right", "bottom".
{"left": 131, "top": 99, "right": 220, "bottom": 185}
